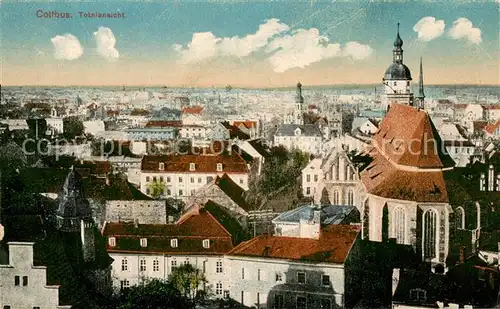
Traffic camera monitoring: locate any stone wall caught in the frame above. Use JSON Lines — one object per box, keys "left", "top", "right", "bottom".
{"left": 105, "top": 200, "right": 168, "bottom": 224}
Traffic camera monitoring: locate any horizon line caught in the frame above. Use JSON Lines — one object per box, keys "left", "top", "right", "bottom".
{"left": 3, "top": 83, "right": 500, "bottom": 89}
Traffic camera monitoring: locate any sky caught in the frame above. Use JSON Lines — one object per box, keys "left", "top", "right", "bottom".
{"left": 1, "top": 0, "right": 499, "bottom": 87}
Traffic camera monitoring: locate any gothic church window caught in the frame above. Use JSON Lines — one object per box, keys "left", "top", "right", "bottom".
{"left": 347, "top": 189, "right": 354, "bottom": 206}
{"left": 393, "top": 207, "right": 406, "bottom": 244}
{"left": 424, "top": 209, "right": 438, "bottom": 259}
{"left": 455, "top": 207, "right": 465, "bottom": 230}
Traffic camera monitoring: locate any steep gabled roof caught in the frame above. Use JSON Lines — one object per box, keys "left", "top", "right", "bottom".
{"left": 103, "top": 208, "right": 233, "bottom": 255}
{"left": 374, "top": 104, "right": 454, "bottom": 168}
{"left": 214, "top": 173, "right": 252, "bottom": 211}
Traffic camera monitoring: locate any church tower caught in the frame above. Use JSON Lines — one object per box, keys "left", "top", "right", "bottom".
{"left": 382, "top": 23, "right": 414, "bottom": 111}
{"left": 293, "top": 82, "right": 304, "bottom": 125}
{"left": 56, "top": 166, "right": 96, "bottom": 263}
{"left": 415, "top": 57, "right": 426, "bottom": 110}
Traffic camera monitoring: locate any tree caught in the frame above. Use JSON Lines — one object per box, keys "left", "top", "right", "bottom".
{"left": 168, "top": 264, "right": 208, "bottom": 305}
{"left": 63, "top": 116, "right": 84, "bottom": 140}
{"left": 148, "top": 179, "right": 165, "bottom": 199}
{"left": 114, "top": 278, "right": 191, "bottom": 309}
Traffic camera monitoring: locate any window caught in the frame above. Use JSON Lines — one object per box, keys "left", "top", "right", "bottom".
{"left": 166, "top": 189, "right": 171, "bottom": 196}
{"left": 14, "top": 276, "right": 20, "bottom": 286}
{"left": 347, "top": 189, "right": 354, "bottom": 206}
{"left": 153, "top": 259, "right": 159, "bottom": 272}
{"left": 153, "top": 176, "right": 157, "bottom": 182}
{"left": 171, "top": 239, "right": 178, "bottom": 248}
{"left": 456, "top": 207, "right": 465, "bottom": 230}
{"left": 121, "top": 258, "right": 128, "bottom": 271}
{"left": 314, "top": 174, "right": 318, "bottom": 182}
{"left": 191, "top": 177, "right": 194, "bottom": 183}
{"left": 322, "top": 274, "right": 330, "bottom": 286}
{"left": 257, "top": 269, "right": 261, "bottom": 281}
{"left": 216, "top": 163, "right": 223, "bottom": 171}
{"left": 4, "top": 306, "right": 11, "bottom": 309}
{"left": 178, "top": 189, "right": 183, "bottom": 196}
{"left": 146, "top": 188, "right": 150, "bottom": 195}
{"left": 306, "top": 187, "right": 311, "bottom": 195}
{"left": 159, "top": 163, "right": 164, "bottom": 170}
{"left": 296, "top": 296, "right": 307, "bottom": 309}
{"left": 239, "top": 179, "right": 244, "bottom": 185}
{"left": 140, "top": 259, "right": 147, "bottom": 272}
{"left": 393, "top": 207, "right": 406, "bottom": 244}
{"left": 216, "top": 261, "right": 223, "bottom": 273}
{"left": 160, "top": 176, "right": 164, "bottom": 182}
{"left": 166, "top": 176, "right": 171, "bottom": 183}
{"left": 409, "top": 288, "right": 427, "bottom": 302}
{"left": 297, "top": 272, "right": 306, "bottom": 284}
{"left": 242, "top": 268, "right": 245, "bottom": 279}
{"left": 216, "top": 282, "right": 223, "bottom": 295}
{"left": 203, "top": 239, "right": 210, "bottom": 248}
{"left": 321, "top": 298, "right": 331, "bottom": 309}
{"left": 333, "top": 190, "right": 340, "bottom": 204}
{"left": 33, "top": 307, "right": 40, "bottom": 309}
{"left": 171, "top": 260, "right": 177, "bottom": 269}
{"left": 306, "top": 174, "right": 311, "bottom": 182}
{"left": 275, "top": 272, "right": 283, "bottom": 282}
{"left": 257, "top": 292, "right": 260, "bottom": 307}
{"left": 120, "top": 279, "right": 130, "bottom": 290}
{"left": 189, "top": 163, "right": 196, "bottom": 171}
{"left": 424, "top": 210, "right": 438, "bottom": 259}
{"left": 241, "top": 291, "right": 245, "bottom": 305}
{"left": 275, "top": 294, "right": 284, "bottom": 309}
{"left": 140, "top": 238, "right": 147, "bottom": 247}
{"left": 179, "top": 177, "right": 183, "bottom": 183}
{"left": 23, "top": 276, "right": 28, "bottom": 286}
{"left": 207, "top": 176, "right": 213, "bottom": 183}
{"left": 198, "top": 177, "right": 202, "bottom": 183}
{"left": 146, "top": 176, "right": 150, "bottom": 182}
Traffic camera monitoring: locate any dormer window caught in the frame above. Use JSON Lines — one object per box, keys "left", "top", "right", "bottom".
{"left": 171, "top": 239, "right": 178, "bottom": 248}
{"left": 108, "top": 237, "right": 116, "bottom": 247}
{"left": 189, "top": 163, "right": 196, "bottom": 171}
{"left": 140, "top": 238, "right": 147, "bottom": 247}
{"left": 203, "top": 239, "right": 210, "bottom": 249}
{"left": 216, "top": 163, "right": 223, "bottom": 172}
{"left": 159, "top": 162, "right": 165, "bottom": 171}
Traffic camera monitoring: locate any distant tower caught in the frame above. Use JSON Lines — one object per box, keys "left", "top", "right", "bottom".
{"left": 293, "top": 82, "right": 305, "bottom": 125}
{"left": 415, "top": 57, "right": 425, "bottom": 110}
{"left": 382, "top": 23, "right": 414, "bottom": 111}
{"left": 56, "top": 167, "right": 95, "bottom": 263}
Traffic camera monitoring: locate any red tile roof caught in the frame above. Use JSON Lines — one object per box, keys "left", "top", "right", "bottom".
{"left": 484, "top": 121, "right": 500, "bottom": 135}
{"left": 361, "top": 151, "right": 450, "bottom": 202}
{"left": 374, "top": 104, "right": 454, "bottom": 169}
{"left": 141, "top": 150, "right": 249, "bottom": 174}
{"left": 228, "top": 225, "right": 360, "bottom": 264}
{"left": 103, "top": 207, "right": 233, "bottom": 255}
{"left": 233, "top": 121, "right": 257, "bottom": 129}
{"left": 182, "top": 106, "right": 204, "bottom": 114}
{"left": 482, "top": 105, "right": 500, "bottom": 110}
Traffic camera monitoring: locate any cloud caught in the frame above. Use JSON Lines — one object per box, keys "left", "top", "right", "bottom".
{"left": 174, "top": 19, "right": 373, "bottom": 72}
{"left": 413, "top": 17, "right": 445, "bottom": 41}
{"left": 448, "top": 18, "right": 482, "bottom": 44}
{"left": 50, "top": 34, "right": 83, "bottom": 60}
{"left": 93, "top": 27, "right": 119, "bottom": 60}
{"left": 174, "top": 18, "right": 289, "bottom": 63}
{"left": 266, "top": 28, "right": 372, "bottom": 72}
{"left": 343, "top": 41, "right": 373, "bottom": 60}
{"left": 266, "top": 28, "right": 342, "bottom": 72}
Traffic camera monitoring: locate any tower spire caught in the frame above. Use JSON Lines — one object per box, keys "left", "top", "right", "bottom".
{"left": 296, "top": 81, "right": 304, "bottom": 104}
{"left": 416, "top": 57, "right": 425, "bottom": 109}
{"left": 393, "top": 23, "right": 404, "bottom": 63}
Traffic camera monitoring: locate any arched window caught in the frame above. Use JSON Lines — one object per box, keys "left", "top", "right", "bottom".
{"left": 382, "top": 204, "right": 389, "bottom": 242}
{"left": 423, "top": 210, "right": 438, "bottom": 259}
{"left": 333, "top": 190, "right": 340, "bottom": 205}
{"left": 456, "top": 207, "right": 465, "bottom": 230}
{"left": 347, "top": 189, "right": 354, "bottom": 206}
{"left": 393, "top": 207, "right": 406, "bottom": 244}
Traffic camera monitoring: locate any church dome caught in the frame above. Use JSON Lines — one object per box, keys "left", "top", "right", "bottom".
{"left": 384, "top": 62, "right": 412, "bottom": 81}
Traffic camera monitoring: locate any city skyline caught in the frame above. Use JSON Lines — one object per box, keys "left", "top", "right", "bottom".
{"left": 1, "top": 0, "right": 499, "bottom": 87}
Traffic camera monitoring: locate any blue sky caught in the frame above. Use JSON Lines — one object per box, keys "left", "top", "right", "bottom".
{"left": 1, "top": 1, "right": 498, "bottom": 86}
